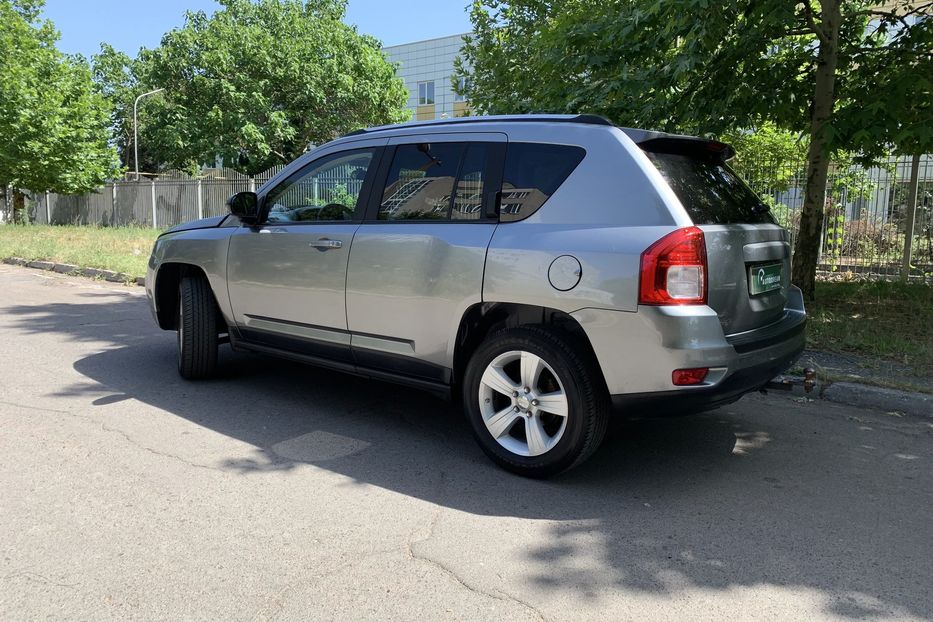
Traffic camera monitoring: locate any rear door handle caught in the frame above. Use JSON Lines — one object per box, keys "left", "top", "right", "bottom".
{"left": 309, "top": 238, "right": 343, "bottom": 249}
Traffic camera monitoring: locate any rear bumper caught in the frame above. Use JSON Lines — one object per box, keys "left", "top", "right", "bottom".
{"left": 610, "top": 340, "right": 803, "bottom": 414}
{"left": 572, "top": 286, "right": 807, "bottom": 414}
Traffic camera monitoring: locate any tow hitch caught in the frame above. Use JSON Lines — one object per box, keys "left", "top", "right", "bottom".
{"left": 763, "top": 367, "right": 817, "bottom": 394}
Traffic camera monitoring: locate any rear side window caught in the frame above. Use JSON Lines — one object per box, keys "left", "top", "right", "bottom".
{"left": 499, "top": 143, "right": 585, "bottom": 222}
{"left": 644, "top": 152, "right": 774, "bottom": 224}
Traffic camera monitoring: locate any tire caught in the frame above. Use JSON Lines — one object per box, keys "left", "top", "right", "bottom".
{"left": 177, "top": 274, "right": 219, "bottom": 379}
{"left": 462, "top": 327, "right": 609, "bottom": 478}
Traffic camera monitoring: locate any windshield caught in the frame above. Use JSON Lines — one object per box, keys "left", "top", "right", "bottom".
{"left": 644, "top": 152, "right": 775, "bottom": 225}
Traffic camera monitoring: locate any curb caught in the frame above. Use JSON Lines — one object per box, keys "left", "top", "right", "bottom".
{"left": 822, "top": 382, "right": 932, "bottom": 419}
{"left": 780, "top": 375, "right": 932, "bottom": 420}
{"left": 3, "top": 257, "right": 145, "bottom": 287}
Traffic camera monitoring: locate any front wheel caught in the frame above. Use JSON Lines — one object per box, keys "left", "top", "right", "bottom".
{"left": 462, "top": 327, "right": 609, "bottom": 477}
{"left": 177, "top": 274, "right": 218, "bottom": 379}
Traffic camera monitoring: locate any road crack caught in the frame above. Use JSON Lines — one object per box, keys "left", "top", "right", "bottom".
{"left": 253, "top": 549, "right": 398, "bottom": 622}
{"left": 2, "top": 397, "right": 223, "bottom": 472}
{"left": 406, "top": 483, "right": 547, "bottom": 622}
{"left": 99, "top": 422, "right": 224, "bottom": 472}
{"left": 3, "top": 570, "right": 79, "bottom": 589}
{"left": 0, "top": 399, "right": 70, "bottom": 414}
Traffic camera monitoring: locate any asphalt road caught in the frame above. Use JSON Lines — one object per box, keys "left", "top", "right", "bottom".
{"left": 1, "top": 264, "right": 931, "bottom": 622}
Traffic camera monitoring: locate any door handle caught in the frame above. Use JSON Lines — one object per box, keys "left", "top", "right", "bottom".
{"left": 309, "top": 238, "right": 343, "bottom": 249}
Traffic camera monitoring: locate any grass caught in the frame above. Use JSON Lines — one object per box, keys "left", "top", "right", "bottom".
{"left": 0, "top": 224, "right": 159, "bottom": 279}
{"left": 807, "top": 280, "right": 933, "bottom": 373}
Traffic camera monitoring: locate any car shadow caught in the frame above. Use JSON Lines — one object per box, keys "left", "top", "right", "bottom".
{"left": 6, "top": 292, "right": 931, "bottom": 620}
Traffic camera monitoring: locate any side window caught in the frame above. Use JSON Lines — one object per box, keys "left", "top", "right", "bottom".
{"left": 499, "top": 143, "right": 586, "bottom": 222}
{"left": 451, "top": 144, "right": 487, "bottom": 220}
{"left": 379, "top": 143, "right": 466, "bottom": 221}
{"left": 265, "top": 149, "right": 374, "bottom": 223}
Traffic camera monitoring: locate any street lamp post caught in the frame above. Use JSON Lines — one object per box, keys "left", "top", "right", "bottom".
{"left": 133, "top": 88, "right": 165, "bottom": 181}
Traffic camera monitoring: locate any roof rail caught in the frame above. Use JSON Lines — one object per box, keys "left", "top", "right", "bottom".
{"left": 342, "top": 113, "right": 614, "bottom": 137}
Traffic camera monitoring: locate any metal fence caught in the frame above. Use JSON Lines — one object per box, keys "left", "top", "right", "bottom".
{"left": 12, "top": 165, "right": 286, "bottom": 228}
{"left": 735, "top": 154, "right": 933, "bottom": 279}
{"left": 3, "top": 155, "right": 931, "bottom": 279}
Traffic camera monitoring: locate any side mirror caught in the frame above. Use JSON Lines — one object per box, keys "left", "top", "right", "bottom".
{"left": 227, "top": 191, "right": 259, "bottom": 223}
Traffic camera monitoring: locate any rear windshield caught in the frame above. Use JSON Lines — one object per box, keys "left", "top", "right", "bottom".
{"left": 644, "top": 152, "right": 775, "bottom": 225}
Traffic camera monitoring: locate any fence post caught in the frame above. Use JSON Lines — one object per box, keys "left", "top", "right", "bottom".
{"left": 249, "top": 177, "right": 255, "bottom": 193}
{"left": 197, "top": 178, "right": 203, "bottom": 219}
{"left": 45, "top": 191, "right": 51, "bottom": 224}
{"left": 900, "top": 154, "right": 921, "bottom": 282}
{"left": 111, "top": 183, "right": 117, "bottom": 224}
{"left": 150, "top": 179, "right": 157, "bottom": 228}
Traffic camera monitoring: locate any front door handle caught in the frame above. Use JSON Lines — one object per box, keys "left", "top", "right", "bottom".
{"left": 309, "top": 238, "right": 343, "bottom": 250}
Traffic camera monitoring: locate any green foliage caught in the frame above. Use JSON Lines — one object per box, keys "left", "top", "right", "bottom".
{"left": 0, "top": 0, "right": 119, "bottom": 208}
{"left": 91, "top": 44, "right": 160, "bottom": 174}
{"left": 328, "top": 183, "right": 357, "bottom": 208}
{"left": 459, "top": 0, "right": 931, "bottom": 157}
{"left": 824, "top": 211, "right": 847, "bottom": 271}
{"left": 722, "top": 124, "right": 808, "bottom": 194}
{"left": 834, "top": 8, "right": 933, "bottom": 160}
{"left": 891, "top": 179, "right": 933, "bottom": 264}
{"left": 98, "top": 0, "right": 410, "bottom": 176}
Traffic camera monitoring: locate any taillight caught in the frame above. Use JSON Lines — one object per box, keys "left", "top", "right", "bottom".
{"left": 639, "top": 226, "right": 707, "bottom": 305}
{"left": 672, "top": 368, "right": 710, "bottom": 386}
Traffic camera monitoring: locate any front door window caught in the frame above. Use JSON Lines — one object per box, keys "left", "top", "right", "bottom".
{"left": 265, "top": 149, "right": 375, "bottom": 223}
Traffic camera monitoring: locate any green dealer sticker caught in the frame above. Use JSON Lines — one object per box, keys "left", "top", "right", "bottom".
{"left": 749, "top": 263, "right": 783, "bottom": 295}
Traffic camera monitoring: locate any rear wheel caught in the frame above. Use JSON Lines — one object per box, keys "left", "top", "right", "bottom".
{"left": 177, "top": 274, "right": 218, "bottom": 379}
{"left": 463, "top": 327, "right": 609, "bottom": 477}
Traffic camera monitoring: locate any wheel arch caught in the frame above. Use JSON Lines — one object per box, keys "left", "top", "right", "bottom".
{"left": 452, "top": 302, "right": 605, "bottom": 391}
{"left": 153, "top": 263, "right": 214, "bottom": 330}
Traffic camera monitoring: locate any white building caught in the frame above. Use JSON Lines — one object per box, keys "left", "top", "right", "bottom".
{"left": 383, "top": 33, "right": 472, "bottom": 121}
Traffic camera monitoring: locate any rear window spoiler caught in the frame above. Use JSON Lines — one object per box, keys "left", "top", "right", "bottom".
{"left": 638, "top": 136, "right": 736, "bottom": 162}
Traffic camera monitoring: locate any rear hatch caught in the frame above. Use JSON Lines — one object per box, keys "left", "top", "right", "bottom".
{"left": 641, "top": 138, "right": 790, "bottom": 336}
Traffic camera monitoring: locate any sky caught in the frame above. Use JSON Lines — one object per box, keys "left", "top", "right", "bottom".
{"left": 40, "top": 0, "right": 474, "bottom": 59}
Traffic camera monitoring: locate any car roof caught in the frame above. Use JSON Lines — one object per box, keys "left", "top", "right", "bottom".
{"left": 261, "top": 114, "right": 731, "bottom": 194}
{"left": 340, "top": 113, "right": 682, "bottom": 144}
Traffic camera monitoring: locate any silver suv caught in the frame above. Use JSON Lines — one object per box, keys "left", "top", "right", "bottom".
{"left": 146, "top": 114, "right": 806, "bottom": 477}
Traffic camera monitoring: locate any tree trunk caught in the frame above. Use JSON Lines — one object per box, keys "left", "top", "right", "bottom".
{"left": 791, "top": 0, "right": 842, "bottom": 301}
{"left": 12, "top": 189, "right": 27, "bottom": 225}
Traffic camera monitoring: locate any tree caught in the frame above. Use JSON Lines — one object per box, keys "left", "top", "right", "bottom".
{"left": 124, "top": 0, "right": 409, "bottom": 176}
{"left": 722, "top": 124, "right": 809, "bottom": 195}
{"left": 457, "top": 0, "right": 933, "bottom": 299}
{"left": 91, "top": 44, "right": 165, "bottom": 175}
{"left": 0, "top": 0, "right": 119, "bottom": 222}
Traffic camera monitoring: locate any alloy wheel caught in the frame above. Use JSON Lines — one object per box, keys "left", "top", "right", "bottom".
{"left": 478, "top": 350, "right": 569, "bottom": 457}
